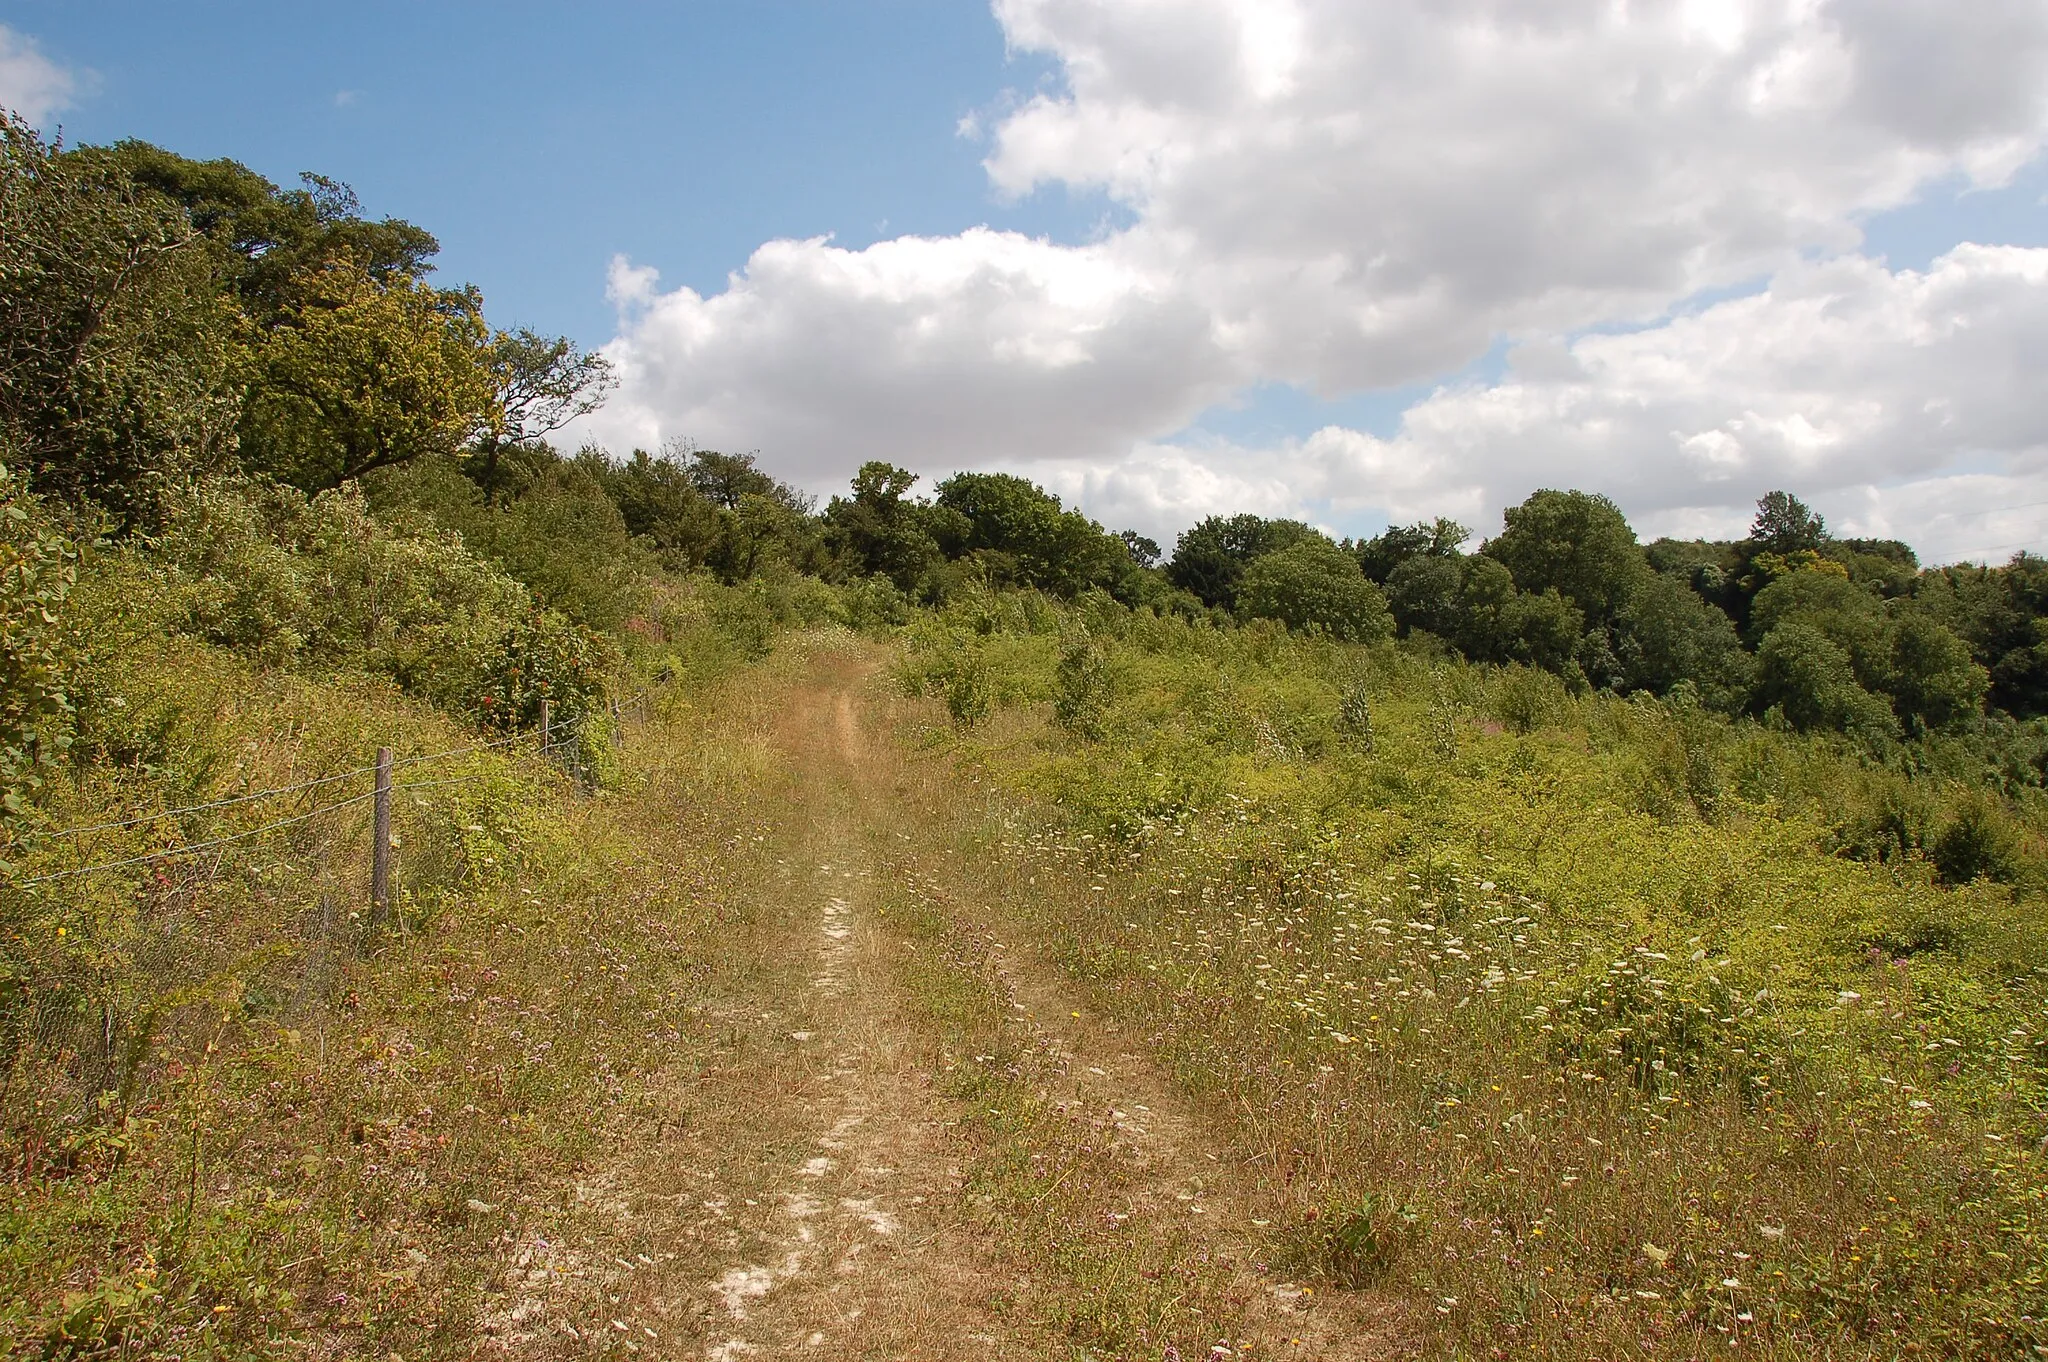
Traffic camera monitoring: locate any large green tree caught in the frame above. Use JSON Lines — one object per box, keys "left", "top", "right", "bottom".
{"left": 239, "top": 261, "right": 498, "bottom": 489}
{"left": 1166, "top": 514, "right": 1322, "bottom": 609}
{"left": 933, "top": 472, "right": 1128, "bottom": 598}
{"left": 0, "top": 116, "right": 242, "bottom": 521}
{"left": 1236, "top": 537, "right": 1394, "bottom": 642}
{"left": 823, "top": 461, "right": 949, "bottom": 593}
{"left": 1483, "top": 489, "right": 1650, "bottom": 622}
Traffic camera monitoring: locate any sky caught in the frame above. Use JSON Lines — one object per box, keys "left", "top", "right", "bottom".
{"left": 6, "top": 1, "right": 2048, "bottom": 564}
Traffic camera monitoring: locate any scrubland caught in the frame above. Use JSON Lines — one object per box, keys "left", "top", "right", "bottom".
{"left": 889, "top": 589, "right": 2048, "bottom": 1359}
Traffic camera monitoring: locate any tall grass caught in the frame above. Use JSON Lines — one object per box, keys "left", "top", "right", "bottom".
{"left": 901, "top": 593, "right": 2048, "bottom": 1358}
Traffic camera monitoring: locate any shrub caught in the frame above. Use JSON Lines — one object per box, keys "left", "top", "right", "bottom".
{"left": 1052, "top": 637, "right": 1113, "bottom": 739}
{"left": 147, "top": 477, "right": 533, "bottom": 707}
{"left": 944, "top": 657, "right": 993, "bottom": 727}
{"left": 1490, "top": 664, "right": 1569, "bottom": 734}
{"left": 1930, "top": 793, "right": 2022, "bottom": 885}
{"left": 1336, "top": 679, "right": 1375, "bottom": 751}
{"left": 0, "top": 464, "right": 76, "bottom": 820}
{"left": 471, "top": 607, "right": 617, "bottom": 734}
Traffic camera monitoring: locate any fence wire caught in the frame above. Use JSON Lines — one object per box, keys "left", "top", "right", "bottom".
{"left": 0, "top": 715, "right": 590, "bottom": 1126}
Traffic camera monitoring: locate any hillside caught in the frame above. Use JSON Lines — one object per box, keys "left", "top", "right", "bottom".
{"left": 2, "top": 118, "right": 2047, "bottom": 1361}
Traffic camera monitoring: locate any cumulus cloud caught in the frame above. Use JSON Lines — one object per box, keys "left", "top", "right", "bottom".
{"left": 581, "top": 230, "right": 1240, "bottom": 485}
{"left": 1170, "top": 246, "right": 2048, "bottom": 563}
{"left": 985, "top": 0, "right": 2048, "bottom": 387}
{"left": 583, "top": 0, "right": 2048, "bottom": 557}
{"left": 0, "top": 25, "right": 78, "bottom": 127}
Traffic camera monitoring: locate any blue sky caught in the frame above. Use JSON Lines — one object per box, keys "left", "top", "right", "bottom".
{"left": 5, "top": 2, "right": 1094, "bottom": 341}
{"left": 6, "top": 3, "right": 2048, "bottom": 559}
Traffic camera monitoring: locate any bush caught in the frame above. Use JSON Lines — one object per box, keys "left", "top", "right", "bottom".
{"left": 471, "top": 607, "right": 617, "bottom": 734}
{"left": 147, "top": 477, "right": 533, "bottom": 709}
{"left": 1052, "top": 637, "right": 1113, "bottom": 739}
{"left": 0, "top": 464, "right": 76, "bottom": 820}
{"left": 1930, "top": 794, "right": 2022, "bottom": 885}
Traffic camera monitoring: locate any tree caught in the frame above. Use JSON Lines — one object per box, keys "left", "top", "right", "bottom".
{"left": 1614, "top": 572, "right": 1751, "bottom": 707}
{"left": 1166, "top": 514, "right": 1321, "bottom": 609}
{"left": 72, "top": 142, "right": 439, "bottom": 324}
{"left": 1356, "top": 517, "right": 1467, "bottom": 584}
{"left": 1450, "top": 556, "right": 1585, "bottom": 672}
{"left": 595, "top": 446, "right": 723, "bottom": 568}
{"left": 0, "top": 115, "right": 242, "bottom": 521}
{"left": 1236, "top": 538, "right": 1393, "bottom": 642}
{"left": 1748, "top": 569, "right": 1891, "bottom": 683}
{"left": 1754, "top": 621, "right": 1896, "bottom": 737}
{"left": 933, "top": 471, "right": 1125, "bottom": 598}
{"left": 1750, "top": 490, "right": 1827, "bottom": 556}
{"left": 823, "top": 461, "right": 944, "bottom": 592}
{"left": 687, "top": 448, "right": 797, "bottom": 511}
{"left": 1384, "top": 553, "right": 1465, "bottom": 638}
{"left": 1887, "top": 611, "right": 1988, "bottom": 731}
{"left": 1119, "top": 529, "right": 1161, "bottom": 570}
{"left": 1483, "top": 489, "right": 1650, "bottom": 622}
{"left": 240, "top": 261, "right": 497, "bottom": 489}
{"left": 468, "top": 329, "right": 614, "bottom": 502}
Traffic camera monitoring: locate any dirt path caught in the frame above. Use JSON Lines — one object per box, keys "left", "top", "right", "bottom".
{"left": 491, "top": 647, "right": 1405, "bottom": 1359}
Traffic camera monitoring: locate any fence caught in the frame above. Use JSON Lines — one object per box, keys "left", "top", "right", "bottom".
{"left": 0, "top": 705, "right": 589, "bottom": 1129}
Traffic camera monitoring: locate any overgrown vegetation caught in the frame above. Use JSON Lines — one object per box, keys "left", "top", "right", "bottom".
{"left": 893, "top": 593, "right": 2048, "bottom": 1357}
{"left": 7, "top": 109, "right": 2048, "bottom": 1359}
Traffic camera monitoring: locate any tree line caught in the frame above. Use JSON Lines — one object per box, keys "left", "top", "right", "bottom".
{"left": 7, "top": 114, "right": 2048, "bottom": 758}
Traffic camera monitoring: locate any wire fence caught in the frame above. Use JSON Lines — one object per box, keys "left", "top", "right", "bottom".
{"left": 0, "top": 711, "right": 594, "bottom": 1128}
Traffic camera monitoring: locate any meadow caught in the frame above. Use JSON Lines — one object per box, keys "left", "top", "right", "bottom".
{"left": 891, "top": 588, "right": 2048, "bottom": 1358}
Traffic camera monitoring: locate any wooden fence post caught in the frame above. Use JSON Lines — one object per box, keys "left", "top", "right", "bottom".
{"left": 371, "top": 746, "right": 392, "bottom": 926}
{"left": 539, "top": 698, "right": 552, "bottom": 750}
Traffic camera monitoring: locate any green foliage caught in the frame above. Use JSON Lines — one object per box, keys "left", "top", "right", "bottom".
{"left": 74, "top": 141, "right": 439, "bottom": 322}
{"left": 934, "top": 471, "right": 1131, "bottom": 599}
{"left": 0, "top": 116, "right": 242, "bottom": 522}
{"left": 1489, "top": 664, "right": 1571, "bottom": 734}
{"left": 1889, "top": 610, "right": 1990, "bottom": 730}
{"left": 1749, "top": 489, "right": 1827, "bottom": 556}
{"left": 1355, "top": 517, "right": 1468, "bottom": 584}
{"left": 1484, "top": 488, "right": 1650, "bottom": 622}
{"left": 1236, "top": 538, "right": 1394, "bottom": 641}
{"left": 945, "top": 654, "right": 994, "bottom": 727}
{"left": 1615, "top": 571, "right": 1752, "bottom": 707}
{"left": 0, "top": 463, "right": 76, "bottom": 820}
{"left": 1383, "top": 552, "right": 1464, "bottom": 638}
{"left": 824, "top": 460, "right": 949, "bottom": 593}
{"left": 1165, "top": 513, "right": 1321, "bottom": 609}
{"left": 1336, "top": 679, "right": 1375, "bottom": 751}
{"left": 1929, "top": 793, "right": 2023, "bottom": 886}
{"left": 1754, "top": 620, "right": 1897, "bottom": 737}
{"left": 143, "top": 477, "right": 528, "bottom": 695}
{"left": 239, "top": 260, "right": 497, "bottom": 489}
{"left": 1052, "top": 636, "right": 1114, "bottom": 739}
{"left": 471, "top": 606, "right": 616, "bottom": 733}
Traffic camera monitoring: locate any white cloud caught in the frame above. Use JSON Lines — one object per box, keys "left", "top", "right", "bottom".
{"left": 984, "top": 0, "right": 2048, "bottom": 388}
{"left": 581, "top": 229, "right": 1240, "bottom": 487}
{"left": 1195, "top": 246, "right": 2048, "bottom": 563}
{"left": 581, "top": 0, "right": 2048, "bottom": 559}
{"left": 0, "top": 25, "right": 78, "bottom": 127}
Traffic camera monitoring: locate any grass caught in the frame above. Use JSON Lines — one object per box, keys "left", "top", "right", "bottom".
{"left": 0, "top": 620, "right": 808, "bottom": 1357}
{"left": 895, "top": 596, "right": 2048, "bottom": 1359}
{"left": 10, "top": 585, "right": 2048, "bottom": 1359}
